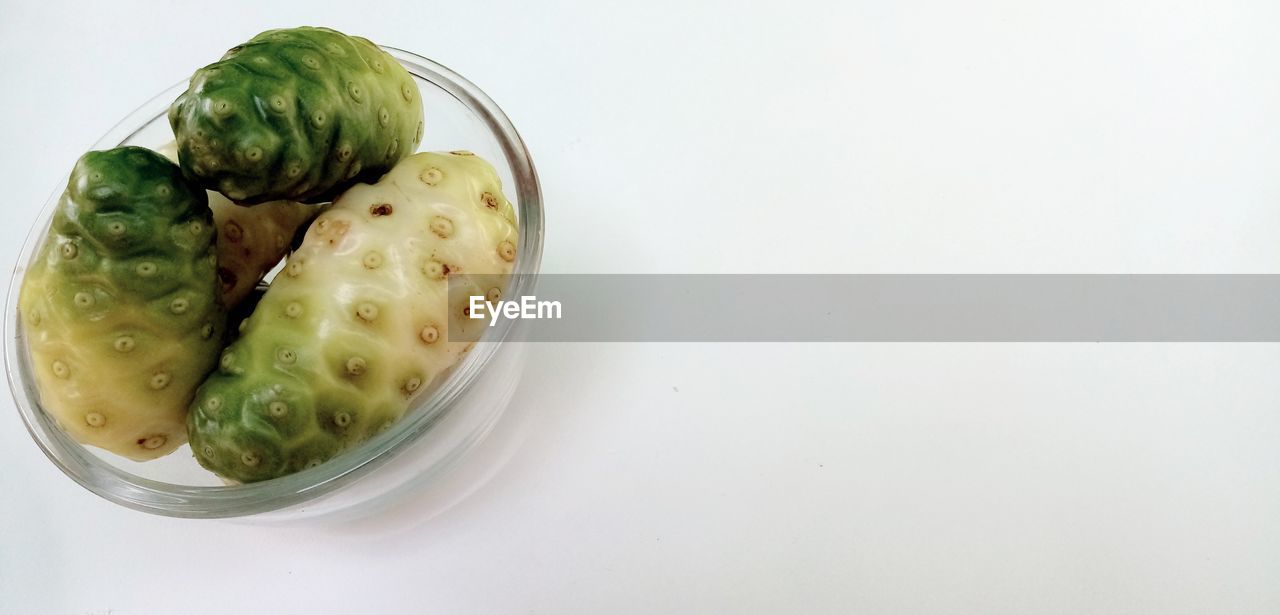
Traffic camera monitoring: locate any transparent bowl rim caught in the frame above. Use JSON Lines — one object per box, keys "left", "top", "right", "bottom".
{"left": 3, "top": 47, "right": 544, "bottom": 518}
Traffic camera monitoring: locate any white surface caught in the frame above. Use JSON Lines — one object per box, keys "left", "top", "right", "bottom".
{"left": 2, "top": 1, "right": 1280, "bottom": 613}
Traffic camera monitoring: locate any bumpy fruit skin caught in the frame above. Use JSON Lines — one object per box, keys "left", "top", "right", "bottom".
{"left": 158, "top": 141, "right": 322, "bottom": 308}
{"left": 169, "top": 26, "right": 424, "bottom": 204}
{"left": 188, "top": 152, "right": 518, "bottom": 482}
{"left": 18, "top": 147, "right": 225, "bottom": 460}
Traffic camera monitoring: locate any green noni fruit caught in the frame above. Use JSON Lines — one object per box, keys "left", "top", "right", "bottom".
{"left": 169, "top": 26, "right": 424, "bottom": 204}
{"left": 188, "top": 151, "right": 518, "bottom": 481}
{"left": 19, "top": 147, "right": 225, "bottom": 460}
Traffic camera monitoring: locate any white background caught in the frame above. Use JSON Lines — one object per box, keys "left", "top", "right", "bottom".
{"left": 3, "top": 1, "right": 1280, "bottom": 613}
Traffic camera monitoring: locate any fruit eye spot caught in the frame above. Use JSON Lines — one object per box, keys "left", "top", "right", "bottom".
{"left": 113, "top": 336, "right": 135, "bottom": 352}
{"left": 355, "top": 303, "right": 378, "bottom": 322}
{"left": 422, "top": 260, "right": 446, "bottom": 280}
{"left": 420, "top": 325, "right": 440, "bottom": 344}
{"left": 149, "top": 372, "right": 171, "bottom": 390}
{"left": 419, "top": 167, "right": 442, "bottom": 186}
{"left": 498, "top": 241, "right": 516, "bottom": 262}
{"left": 429, "top": 216, "right": 454, "bottom": 238}
{"left": 403, "top": 377, "right": 422, "bottom": 393}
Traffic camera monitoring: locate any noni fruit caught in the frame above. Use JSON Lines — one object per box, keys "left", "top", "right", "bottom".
{"left": 19, "top": 147, "right": 225, "bottom": 460}
{"left": 210, "top": 194, "right": 323, "bottom": 308}
{"left": 188, "top": 151, "right": 518, "bottom": 482}
{"left": 159, "top": 140, "right": 322, "bottom": 309}
{"left": 169, "top": 26, "right": 424, "bottom": 204}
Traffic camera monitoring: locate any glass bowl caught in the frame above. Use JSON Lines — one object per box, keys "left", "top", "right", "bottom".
{"left": 3, "top": 48, "right": 544, "bottom": 521}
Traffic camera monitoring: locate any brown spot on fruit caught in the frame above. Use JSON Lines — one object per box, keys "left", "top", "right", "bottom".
{"left": 218, "top": 267, "right": 237, "bottom": 292}
{"left": 369, "top": 203, "right": 393, "bottom": 217}
{"left": 422, "top": 260, "right": 448, "bottom": 280}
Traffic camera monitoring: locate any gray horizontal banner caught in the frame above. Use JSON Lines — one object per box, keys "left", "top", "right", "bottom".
{"left": 446, "top": 275, "right": 1280, "bottom": 342}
